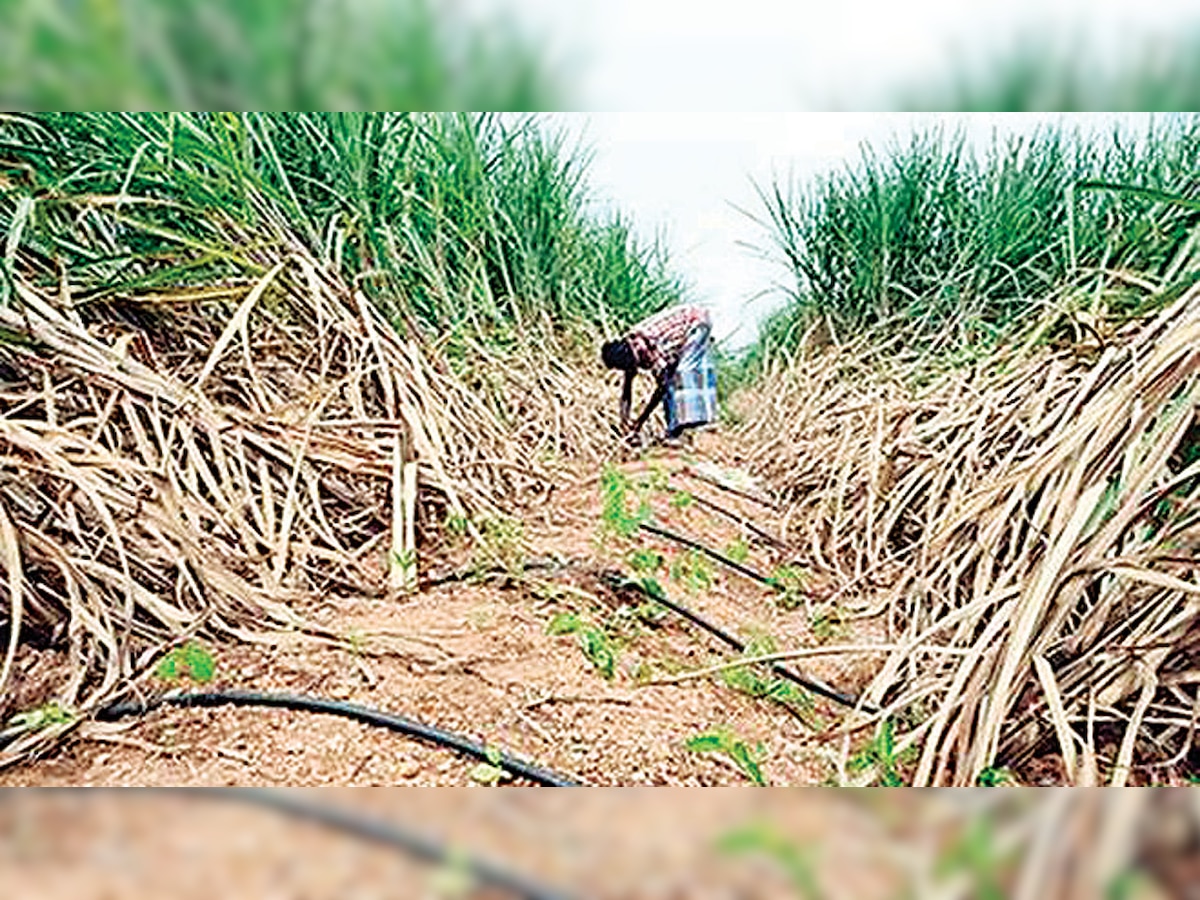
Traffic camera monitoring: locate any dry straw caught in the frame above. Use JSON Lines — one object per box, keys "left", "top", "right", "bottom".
{"left": 0, "top": 203, "right": 615, "bottom": 766}
{"left": 737, "top": 283, "right": 1200, "bottom": 785}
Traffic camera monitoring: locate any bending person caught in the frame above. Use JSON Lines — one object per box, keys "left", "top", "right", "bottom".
{"left": 601, "top": 304, "right": 717, "bottom": 444}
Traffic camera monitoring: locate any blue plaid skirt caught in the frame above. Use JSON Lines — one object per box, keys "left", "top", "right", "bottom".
{"left": 664, "top": 323, "right": 717, "bottom": 435}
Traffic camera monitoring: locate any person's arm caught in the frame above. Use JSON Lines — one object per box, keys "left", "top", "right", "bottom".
{"left": 630, "top": 379, "right": 666, "bottom": 436}
{"left": 619, "top": 370, "right": 634, "bottom": 431}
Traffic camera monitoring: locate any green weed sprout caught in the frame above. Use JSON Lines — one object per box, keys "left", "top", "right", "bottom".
{"left": 444, "top": 513, "right": 471, "bottom": 538}
{"left": 718, "top": 823, "right": 823, "bottom": 899}
{"left": 976, "top": 766, "right": 1017, "bottom": 787}
{"left": 767, "top": 564, "right": 808, "bottom": 610}
{"left": 669, "top": 489, "right": 694, "bottom": 510}
{"left": 722, "top": 634, "right": 816, "bottom": 719}
{"left": 810, "top": 606, "right": 848, "bottom": 643}
{"left": 934, "top": 816, "right": 1006, "bottom": 900}
{"left": 628, "top": 548, "right": 664, "bottom": 574}
{"left": 469, "top": 745, "right": 512, "bottom": 786}
{"left": 724, "top": 538, "right": 750, "bottom": 563}
{"left": 631, "top": 576, "right": 670, "bottom": 622}
{"left": 4, "top": 700, "right": 75, "bottom": 739}
{"left": 547, "top": 613, "right": 616, "bottom": 679}
{"left": 686, "top": 727, "right": 769, "bottom": 786}
{"left": 670, "top": 549, "right": 714, "bottom": 593}
{"left": 600, "top": 465, "right": 650, "bottom": 540}
{"left": 428, "top": 846, "right": 476, "bottom": 898}
{"left": 848, "top": 720, "right": 916, "bottom": 787}
{"left": 155, "top": 641, "right": 217, "bottom": 683}
{"left": 643, "top": 465, "right": 670, "bottom": 493}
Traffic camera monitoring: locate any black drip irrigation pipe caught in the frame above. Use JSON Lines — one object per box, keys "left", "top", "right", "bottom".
{"left": 96, "top": 691, "right": 581, "bottom": 788}
{"left": 686, "top": 492, "right": 790, "bottom": 551}
{"left": 420, "top": 556, "right": 585, "bottom": 590}
{"left": 639, "top": 521, "right": 776, "bottom": 588}
{"left": 679, "top": 466, "right": 783, "bottom": 512}
{"left": 601, "top": 572, "right": 876, "bottom": 714}
{"left": 47, "top": 787, "right": 576, "bottom": 900}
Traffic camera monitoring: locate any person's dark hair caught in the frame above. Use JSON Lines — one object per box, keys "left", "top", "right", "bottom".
{"left": 601, "top": 339, "right": 636, "bottom": 371}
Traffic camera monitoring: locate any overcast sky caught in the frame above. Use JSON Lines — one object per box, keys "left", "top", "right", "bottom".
{"left": 488, "top": 0, "right": 1197, "bottom": 109}
{"left": 476, "top": 0, "right": 1199, "bottom": 346}
{"left": 549, "top": 113, "right": 1165, "bottom": 347}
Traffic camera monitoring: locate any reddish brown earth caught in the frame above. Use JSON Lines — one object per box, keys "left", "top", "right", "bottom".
{"left": 1, "top": 437, "right": 1182, "bottom": 898}
{"left": 0, "top": 436, "right": 919, "bottom": 896}
{"left": 1, "top": 435, "right": 884, "bottom": 792}
{"left": 0, "top": 789, "right": 920, "bottom": 898}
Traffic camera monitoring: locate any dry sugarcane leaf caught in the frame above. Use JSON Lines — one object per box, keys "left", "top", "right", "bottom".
{"left": 0, "top": 496, "right": 24, "bottom": 704}
{"left": 1033, "top": 653, "right": 1078, "bottom": 784}
{"left": 193, "top": 259, "right": 287, "bottom": 392}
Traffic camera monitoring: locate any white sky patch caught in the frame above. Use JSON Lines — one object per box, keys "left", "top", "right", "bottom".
{"left": 491, "top": 0, "right": 1200, "bottom": 108}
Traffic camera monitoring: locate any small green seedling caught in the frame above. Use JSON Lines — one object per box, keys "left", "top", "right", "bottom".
{"left": 636, "top": 574, "right": 668, "bottom": 601}
{"left": 848, "top": 720, "right": 915, "bottom": 786}
{"left": 605, "top": 599, "right": 668, "bottom": 641}
{"left": 634, "top": 600, "right": 668, "bottom": 624}
{"left": 722, "top": 633, "right": 815, "bottom": 712}
{"left": 767, "top": 565, "right": 808, "bottom": 610}
{"left": 933, "top": 816, "right": 1006, "bottom": 900}
{"left": 427, "top": 846, "right": 476, "bottom": 898}
{"left": 389, "top": 548, "right": 417, "bottom": 570}
{"left": 628, "top": 548, "right": 664, "bottom": 574}
{"left": 155, "top": 641, "right": 217, "bottom": 683}
{"left": 547, "top": 612, "right": 583, "bottom": 635}
{"left": 718, "top": 823, "right": 823, "bottom": 900}
{"left": 670, "top": 549, "right": 714, "bottom": 593}
{"left": 686, "top": 727, "right": 769, "bottom": 786}
{"left": 627, "top": 578, "right": 671, "bottom": 624}
{"left": 810, "top": 606, "right": 848, "bottom": 643}
{"left": 723, "top": 664, "right": 813, "bottom": 709}
{"left": 4, "top": 700, "right": 75, "bottom": 738}
{"left": 669, "top": 489, "right": 694, "bottom": 510}
{"left": 577, "top": 627, "right": 616, "bottom": 680}
{"left": 723, "top": 670, "right": 815, "bottom": 724}
{"left": 469, "top": 745, "right": 511, "bottom": 786}
{"left": 976, "top": 766, "right": 1017, "bottom": 787}
{"left": 547, "top": 612, "right": 616, "bottom": 679}
{"left": 345, "top": 629, "right": 367, "bottom": 656}
{"left": 388, "top": 547, "right": 419, "bottom": 592}
{"left": 643, "top": 464, "right": 670, "bottom": 494}
{"left": 1106, "top": 870, "right": 1158, "bottom": 900}
{"left": 724, "top": 538, "right": 750, "bottom": 564}
{"left": 600, "top": 465, "right": 648, "bottom": 539}
{"left": 608, "top": 574, "right": 671, "bottom": 626}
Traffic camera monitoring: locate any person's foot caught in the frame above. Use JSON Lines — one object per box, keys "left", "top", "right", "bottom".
{"left": 621, "top": 430, "right": 647, "bottom": 450}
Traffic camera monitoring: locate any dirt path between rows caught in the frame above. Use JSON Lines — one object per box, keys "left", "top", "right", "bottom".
{"left": 2, "top": 789, "right": 930, "bottom": 898}
{"left": 1, "top": 435, "right": 884, "bottom": 790}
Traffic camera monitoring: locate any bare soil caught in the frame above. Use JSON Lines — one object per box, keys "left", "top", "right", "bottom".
{"left": 0, "top": 789, "right": 917, "bottom": 898}
{"left": 1, "top": 435, "right": 885, "bottom": 791}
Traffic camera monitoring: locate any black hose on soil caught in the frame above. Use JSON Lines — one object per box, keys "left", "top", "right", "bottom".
{"left": 678, "top": 466, "right": 783, "bottom": 512}
{"left": 420, "top": 556, "right": 585, "bottom": 590}
{"left": 96, "top": 691, "right": 581, "bottom": 787}
{"left": 49, "top": 787, "right": 576, "bottom": 900}
{"left": 686, "top": 492, "right": 791, "bottom": 550}
{"left": 601, "top": 571, "right": 876, "bottom": 714}
{"left": 638, "top": 521, "right": 776, "bottom": 587}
